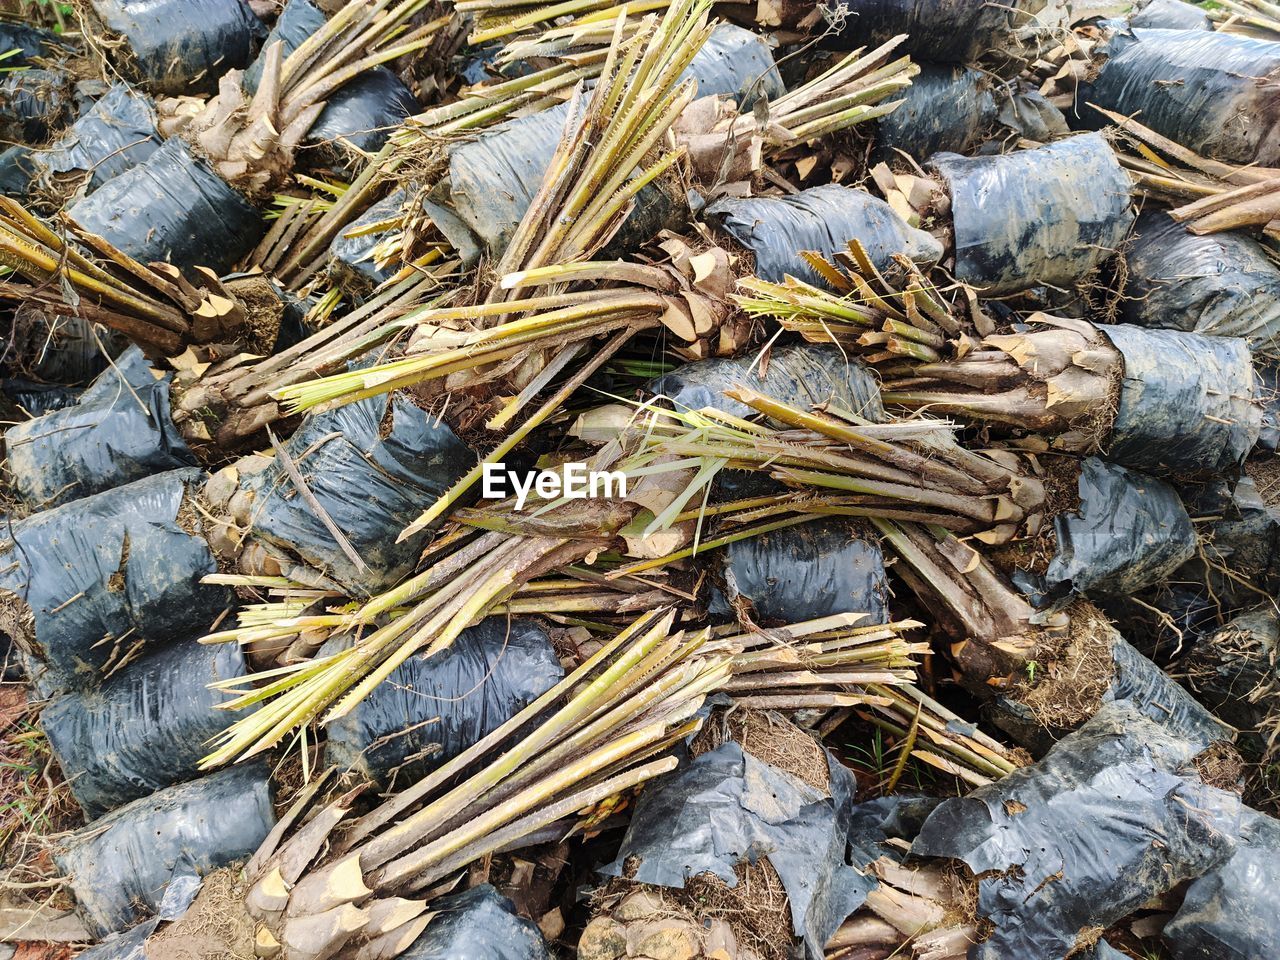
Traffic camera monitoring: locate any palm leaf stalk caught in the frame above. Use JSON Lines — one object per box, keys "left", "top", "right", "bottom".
{"left": 243, "top": 608, "right": 731, "bottom": 960}
{"left": 611, "top": 387, "right": 1046, "bottom": 541}
{"left": 1205, "top": 0, "right": 1280, "bottom": 36}
{"left": 0, "top": 197, "right": 257, "bottom": 353}
{"left": 1102, "top": 107, "right": 1280, "bottom": 240}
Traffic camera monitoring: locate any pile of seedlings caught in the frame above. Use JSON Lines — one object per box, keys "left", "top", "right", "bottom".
{"left": 0, "top": 0, "right": 1278, "bottom": 958}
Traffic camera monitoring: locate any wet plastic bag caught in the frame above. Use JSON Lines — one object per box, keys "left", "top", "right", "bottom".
{"left": 0, "top": 468, "right": 232, "bottom": 697}
{"left": 1181, "top": 607, "right": 1279, "bottom": 741}
{"left": 33, "top": 83, "right": 162, "bottom": 196}
{"left": 1129, "top": 0, "right": 1210, "bottom": 29}
{"left": 651, "top": 341, "right": 885, "bottom": 422}
{"left": 1080, "top": 29, "right": 1280, "bottom": 167}
{"left": 4, "top": 345, "right": 195, "bottom": 510}
{"left": 711, "top": 517, "right": 890, "bottom": 626}
{"left": 601, "top": 739, "right": 865, "bottom": 959}
{"left": 927, "top": 133, "right": 1134, "bottom": 295}
{"left": 69, "top": 137, "right": 263, "bottom": 274}
{"left": 1121, "top": 210, "right": 1280, "bottom": 358}
{"left": 706, "top": 184, "right": 942, "bottom": 290}
{"left": 42, "top": 640, "right": 248, "bottom": 819}
{"left": 444, "top": 23, "right": 783, "bottom": 257}
{"left": 1163, "top": 804, "right": 1280, "bottom": 960}
{"left": 325, "top": 617, "right": 562, "bottom": 785}
{"left": 328, "top": 186, "right": 410, "bottom": 294}
{"left": 399, "top": 884, "right": 553, "bottom": 960}
{"left": 914, "top": 702, "right": 1242, "bottom": 960}
{"left": 55, "top": 763, "right": 275, "bottom": 938}
{"left": 240, "top": 391, "right": 474, "bottom": 595}
{"left": 0, "top": 68, "right": 73, "bottom": 144}
{"left": 86, "top": 0, "right": 265, "bottom": 95}
{"left": 1040, "top": 457, "right": 1196, "bottom": 600}
{"left": 874, "top": 64, "right": 996, "bottom": 161}
{"left": 1100, "top": 323, "right": 1259, "bottom": 475}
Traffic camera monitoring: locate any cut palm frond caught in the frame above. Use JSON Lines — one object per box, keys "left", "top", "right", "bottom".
{"left": 1206, "top": 0, "right": 1280, "bottom": 37}
{"left": 243, "top": 609, "right": 730, "bottom": 960}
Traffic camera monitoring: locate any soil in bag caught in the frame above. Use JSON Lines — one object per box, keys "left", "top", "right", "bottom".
{"left": 0, "top": 468, "right": 232, "bottom": 697}
{"left": 4, "top": 344, "right": 195, "bottom": 510}
{"left": 443, "top": 23, "right": 784, "bottom": 258}
{"left": 926, "top": 132, "right": 1134, "bottom": 296}
{"left": 709, "top": 517, "right": 890, "bottom": 626}
{"left": 84, "top": 0, "right": 265, "bottom": 96}
{"left": 54, "top": 763, "right": 275, "bottom": 938}
{"left": 914, "top": 701, "right": 1242, "bottom": 960}
{"left": 324, "top": 616, "right": 563, "bottom": 785}
{"left": 1180, "top": 607, "right": 1279, "bottom": 750}
{"left": 1120, "top": 209, "right": 1280, "bottom": 358}
{"left": 236, "top": 390, "right": 475, "bottom": 595}
{"left": 42, "top": 640, "right": 249, "bottom": 819}
{"left": 705, "top": 183, "right": 942, "bottom": 289}
{"left": 399, "top": 885, "right": 553, "bottom": 960}
{"left": 1077, "top": 28, "right": 1280, "bottom": 167}
{"left": 68, "top": 137, "right": 263, "bottom": 275}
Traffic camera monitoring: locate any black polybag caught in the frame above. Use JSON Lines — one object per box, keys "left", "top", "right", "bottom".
{"left": 927, "top": 132, "right": 1133, "bottom": 295}
{"left": 1163, "top": 804, "right": 1280, "bottom": 960}
{"left": 706, "top": 184, "right": 942, "bottom": 290}
{"left": 1039, "top": 457, "right": 1196, "bottom": 600}
{"left": 243, "top": 0, "right": 327, "bottom": 92}
{"left": 42, "top": 640, "right": 248, "bottom": 819}
{"left": 7, "top": 311, "right": 127, "bottom": 386}
{"left": 1129, "top": 0, "right": 1210, "bottom": 29}
{"left": 0, "top": 20, "right": 60, "bottom": 63}
{"left": 1100, "top": 323, "right": 1259, "bottom": 475}
{"left": 87, "top": 0, "right": 265, "bottom": 95}
{"left": 0, "top": 468, "right": 232, "bottom": 697}
{"left": 0, "top": 68, "right": 73, "bottom": 144}
{"left": 913, "top": 702, "right": 1242, "bottom": 960}
{"left": 328, "top": 186, "right": 409, "bottom": 293}
{"left": 1120, "top": 210, "right": 1280, "bottom": 358}
{"left": 4, "top": 345, "right": 195, "bottom": 509}
{"left": 873, "top": 64, "right": 996, "bottom": 161}
{"left": 600, "top": 739, "right": 865, "bottom": 960}
{"left": 74, "top": 918, "right": 160, "bottom": 960}
{"left": 68, "top": 137, "right": 263, "bottom": 274}
{"left": 822, "top": 0, "right": 1062, "bottom": 73}
{"left": 443, "top": 23, "right": 783, "bottom": 257}
{"left": 711, "top": 517, "right": 890, "bottom": 626}
{"left": 1180, "top": 607, "right": 1279, "bottom": 740}
{"left": 240, "top": 391, "right": 474, "bottom": 595}
{"left": 650, "top": 342, "right": 885, "bottom": 423}
{"left": 33, "top": 83, "right": 162, "bottom": 196}
{"left": 304, "top": 67, "right": 420, "bottom": 160}
{"left": 1078, "top": 29, "right": 1280, "bottom": 167}
{"left": 399, "top": 884, "right": 553, "bottom": 960}
{"left": 1, "top": 379, "right": 82, "bottom": 416}
{"left": 55, "top": 763, "right": 275, "bottom": 938}
{"left": 324, "top": 617, "right": 562, "bottom": 785}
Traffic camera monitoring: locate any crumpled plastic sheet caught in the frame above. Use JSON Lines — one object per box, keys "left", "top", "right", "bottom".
{"left": 651, "top": 342, "right": 885, "bottom": 423}
{"left": 399, "top": 884, "right": 553, "bottom": 960}
{"left": 1121, "top": 211, "right": 1280, "bottom": 358}
{"left": 0, "top": 68, "right": 73, "bottom": 144}
{"left": 1100, "top": 323, "right": 1259, "bottom": 475}
{"left": 824, "top": 0, "right": 1065, "bottom": 73}
{"left": 996, "top": 83, "right": 1070, "bottom": 143}
{"left": 1, "top": 380, "right": 82, "bottom": 416}
{"left": 711, "top": 517, "right": 890, "bottom": 627}
{"left": 445, "top": 23, "right": 783, "bottom": 257}
{"left": 328, "top": 186, "right": 409, "bottom": 293}
{"left": 1078, "top": 28, "right": 1280, "bottom": 167}
{"left": 1180, "top": 606, "right": 1279, "bottom": 738}
{"left": 42, "top": 640, "right": 248, "bottom": 819}
{"left": 706, "top": 184, "right": 942, "bottom": 289}
{"left": 69, "top": 137, "right": 263, "bottom": 274}
{"left": 1164, "top": 804, "right": 1280, "bottom": 960}
{"left": 74, "top": 918, "right": 161, "bottom": 960}
{"left": 242, "top": 391, "right": 475, "bottom": 595}
{"left": 873, "top": 63, "right": 995, "bottom": 161}
{"left": 0, "top": 468, "right": 232, "bottom": 697}
{"left": 34, "top": 83, "right": 162, "bottom": 194}
{"left": 914, "top": 702, "right": 1243, "bottom": 960}
{"left": 1041, "top": 457, "right": 1196, "bottom": 600}
{"left": 600, "top": 739, "right": 866, "bottom": 960}
{"left": 4, "top": 345, "right": 195, "bottom": 510}
{"left": 1129, "top": 0, "right": 1210, "bottom": 29}
{"left": 324, "top": 617, "right": 562, "bottom": 785}
{"left": 87, "top": 0, "right": 265, "bottom": 95}
{"left": 55, "top": 763, "right": 275, "bottom": 938}
{"left": 1181, "top": 475, "right": 1280, "bottom": 602}
{"left": 927, "top": 132, "right": 1134, "bottom": 295}
{"left": 0, "top": 21, "right": 59, "bottom": 63}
